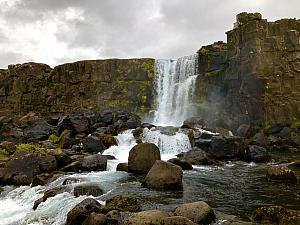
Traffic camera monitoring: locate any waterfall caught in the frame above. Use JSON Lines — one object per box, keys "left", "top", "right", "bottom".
{"left": 152, "top": 54, "right": 198, "bottom": 126}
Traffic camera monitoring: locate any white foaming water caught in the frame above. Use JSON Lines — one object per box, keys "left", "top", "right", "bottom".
{"left": 152, "top": 54, "right": 198, "bottom": 126}
{"left": 142, "top": 127, "right": 192, "bottom": 160}
{"left": 102, "top": 130, "right": 137, "bottom": 171}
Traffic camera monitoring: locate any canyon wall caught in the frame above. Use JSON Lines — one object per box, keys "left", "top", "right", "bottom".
{"left": 0, "top": 59, "right": 154, "bottom": 117}
{"left": 195, "top": 12, "right": 300, "bottom": 130}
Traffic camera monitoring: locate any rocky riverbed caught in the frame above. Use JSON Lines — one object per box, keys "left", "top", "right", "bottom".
{"left": 0, "top": 108, "right": 299, "bottom": 224}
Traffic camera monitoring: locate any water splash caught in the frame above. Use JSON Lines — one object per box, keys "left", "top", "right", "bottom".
{"left": 152, "top": 54, "right": 198, "bottom": 126}
{"left": 142, "top": 127, "right": 192, "bottom": 160}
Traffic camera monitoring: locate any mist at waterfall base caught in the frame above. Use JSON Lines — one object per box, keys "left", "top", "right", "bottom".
{"left": 1, "top": 55, "right": 299, "bottom": 225}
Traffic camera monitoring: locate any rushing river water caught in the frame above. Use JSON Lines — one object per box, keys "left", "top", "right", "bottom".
{"left": 1, "top": 129, "right": 299, "bottom": 224}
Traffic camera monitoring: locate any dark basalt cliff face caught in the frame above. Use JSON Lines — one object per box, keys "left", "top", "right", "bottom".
{"left": 195, "top": 12, "right": 300, "bottom": 130}
{"left": 0, "top": 59, "right": 154, "bottom": 116}
{"left": 0, "top": 12, "right": 299, "bottom": 130}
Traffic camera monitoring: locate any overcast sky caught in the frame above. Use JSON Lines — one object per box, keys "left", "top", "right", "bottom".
{"left": 0, "top": 0, "right": 299, "bottom": 68}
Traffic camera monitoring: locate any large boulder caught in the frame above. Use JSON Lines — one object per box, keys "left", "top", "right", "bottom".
{"left": 143, "top": 160, "right": 182, "bottom": 189}
{"left": 128, "top": 143, "right": 160, "bottom": 173}
{"left": 82, "top": 212, "right": 108, "bottom": 225}
{"left": 123, "top": 210, "right": 169, "bottom": 225}
{"left": 236, "top": 124, "right": 256, "bottom": 138}
{"left": 174, "top": 201, "right": 216, "bottom": 225}
{"left": 81, "top": 154, "right": 107, "bottom": 171}
{"left": 74, "top": 184, "right": 104, "bottom": 197}
{"left": 244, "top": 145, "right": 269, "bottom": 162}
{"left": 251, "top": 132, "right": 270, "bottom": 148}
{"left": 0, "top": 153, "right": 54, "bottom": 185}
{"left": 66, "top": 198, "right": 103, "bottom": 225}
{"left": 266, "top": 165, "right": 297, "bottom": 182}
{"left": 24, "top": 119, "right": 54, "bottom": 140}
{"left": 83, "top": 136, "right": 104, "bottom": 153}
{"left": 209, "top": 135, "right": 245, "bottom": 159}
{"left": 105, "top": 195, "right": 141, "bottom": 212}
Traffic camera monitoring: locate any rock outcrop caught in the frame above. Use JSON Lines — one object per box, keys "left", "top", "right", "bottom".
{"left": 195, "top": 12, "right": 300, "bottom": 130}
{"left": 0, "top": 59, "right": 154, "bottom": 116}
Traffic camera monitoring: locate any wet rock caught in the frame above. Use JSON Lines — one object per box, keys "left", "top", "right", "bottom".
{"left": 141, "top": 123, "right": 155, "bottom": 129}
{"left": 123, "top": 210, "right": 169, "bottom": 225}
{"left": 167, "top": 158, "right": 193, "bottom": 170}
{"left": 83, "top": 136, "right": 103, "bottom": 153}
{"left": 128, "top": 143, "right": 160, "bottom": 173}
{"left": 81, "top": 154, "right": 107, "bottom": 171}
{"left": 278, "top": 127, "right": 291, "bottom": 139}
{"left": 62, "top": 177, "right": 83, "bottom": 185}
{"left": 106, "top": 210, "right": 123, "bottom": 225}
{"left": 209, "top": 135, "right": 245, "bottom": 159}
{"left": 245, "top": 145, "right": 269, "bottom": 163}
{"left": 66, "top": 198, "right": 103, "bottom": 225}
{"left": 37, "top": 153, "right": 58, "bottom": 173}
{"left": 251, "top": 132, "right": 270, "bottom": 148}
{"left": 31, "top": 173, "right": 53, "bottom": 187}
{"left": 82, "top": 212, "right": 108, "bottom": 225}
{"left": 105, "top": 195, "right": 141, "bottom": 212}
{"left": 236, "top": 124, "right": 256, "bottom": 138}
{"left": 99, "top": 134, "right": 117, "bottom": 149}
{"left": 162, "top": 216, "right": 195, "bottom": 225}
{"left": 49, "top": 149, "right": 73, "bottom": 168}
{"left": 132, "top": 127, "right": 143, "bottom": 139}
{"left": 174, "top": 201, "right": 216, "bottom": 225}
{"left": 101, "top": 110, "right": 114, "bottom": 125}
{"left": 24, "top": 119, "right": 54, "bottom": 140}
{"left": 143, "top": 160, "right": 182, "bottom": 189}
{"left": 126, "top": 117, "right": 141, "bottom": 129}
{"left": 1, "top": 153, "right": 41, "bottom": 185}
{"left": 266, "top": 165, "right": 297, "bottom": 182}
{"left": 74, "top": 184, "right": 103, "bottom": 197}
{"left": 177, "top": 147, "right": 218, "bottom": 165}
{"left": 252, "top": 205, "right": 300, "bottom": 225}
{"left": 33, "top": 186, "right": 69, "bottom": 210}
{"left": 116, "top": 163, "right": 128, "bottom": 172}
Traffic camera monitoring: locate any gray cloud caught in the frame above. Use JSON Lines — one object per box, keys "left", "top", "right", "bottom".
{"left": 0, "top": 0, "right": 299, "bottom": 68}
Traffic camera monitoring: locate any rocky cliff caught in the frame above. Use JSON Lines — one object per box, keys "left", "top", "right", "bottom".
{"left": 195, "top": 12, "right": 300, "bottom": 130}
{"left": 0, "top": 12, "right": 299, "bottom": 130}
{"left": 0, "top": 59, "right": 154, "bottom": 117}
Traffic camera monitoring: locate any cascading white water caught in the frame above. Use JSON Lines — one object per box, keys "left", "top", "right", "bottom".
{"left": 142, "top": 127, "right": 192, "bottom": 161}
{"left": 152, "top": 54, "right": 198, "bottom": 126}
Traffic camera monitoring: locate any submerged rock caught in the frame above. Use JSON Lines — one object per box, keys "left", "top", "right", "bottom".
{"left": 66, "top": 198, "right": 103, "bottom": 225}
{"left": 266, "top": 165, "right": 297, "bottom": 182}
{"left": 174, "top": 201, "right": 216, "bottom": 225}
{"left": 128, "top": 143, "right": 160, "bottom": 173}
{"left": 123, "top": 210, "right": 169, "bottom": 225}
{"left": 105, "top": 195, "right": 141, "bottom": 212}
{"left": 143, "top": 160, "right": 182, "bottom": 189}
{"left": 74, "top": 184, "right": 103, "bottom": 197}
{"left": 252, "top": 205, "right": 300, "bottom": 225}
